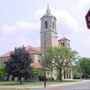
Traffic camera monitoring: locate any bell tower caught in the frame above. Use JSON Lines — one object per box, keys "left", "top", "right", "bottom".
{"left": 40, "top": 5, "right": 57, "bottom": 60}
{"left": 58, "top": 37, "right": 70, "bottom": 48}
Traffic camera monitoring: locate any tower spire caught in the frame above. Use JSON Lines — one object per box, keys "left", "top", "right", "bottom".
{"left": 47, "top": 4, "right": 49, "bottom": 9}
{"left": 46, "top": 4, "right": 51, "bottom": 15}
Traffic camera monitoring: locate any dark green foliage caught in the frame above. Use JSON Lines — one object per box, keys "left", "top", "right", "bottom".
{"left": 31, "top": 68, "right": 41, "bottom": 81}
{"left": 0, "top": 66, "right": 6, "bottom": 80}
{"left": 39, "top": 75, "right": 44, "bottom": 81}
{"left": 73, "top": 72, "right": 81, "bottom": 79}
{"left": 32, "top": 68, "right": 40, "bottom": 75}
{"left": 4, "top": 46, "right": 32, "bottom": 84}
{"left": 48, "top": 77, "right": 54, "bottom": 81}
{"left": 39, "top": 75, "right": 47, "bottom": 81}
{"left": 78, "top": 57, "right": 90, "bottom": 78}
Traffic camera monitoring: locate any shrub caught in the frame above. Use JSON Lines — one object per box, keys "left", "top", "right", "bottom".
{"left": 48, "top": 77, "right": 54, "bottom": 81}
{"left": 87, "top": 75, "right": 90, "bottom": 78}
{"left": 39, "top": 75, "right": 47, "bottom": 81}
{"left": 73, "top": 73, "right": 80, "bottom": 79}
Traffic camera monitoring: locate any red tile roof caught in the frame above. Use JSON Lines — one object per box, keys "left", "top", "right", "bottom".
{"left": 30, "top": 62, "right": 44, "bottom": 69}
{"left": 1, "top": 51, "right": 12, "bottom": 58}
{"left": 34, "top": 47, "right": 41, "bottom": 52}
{"left": 1, "top": 46, "right": 41, "bottom": 58}
{"left": 58, "top": 37, "right": 70, "bottom": 42}
{"left": 25, "top": 46, "right": 41, "bottom": 54}
{"left": 30, "top": 62, "right": 51, "bottom": 70}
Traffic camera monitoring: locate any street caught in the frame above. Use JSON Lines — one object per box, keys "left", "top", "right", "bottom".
{"left": 31, "top": 80, "right": 90, "bottom": 90}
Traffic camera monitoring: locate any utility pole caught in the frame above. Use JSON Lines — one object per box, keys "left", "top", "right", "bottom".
{"left": 44, "top": 68, "right": 46, "bottom": 87}
{"left": 44, "top": 31, "right": 46, "bottom": 88}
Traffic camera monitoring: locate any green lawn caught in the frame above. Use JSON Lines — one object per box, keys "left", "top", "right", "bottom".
{"left": 0, "top": 80, "right": 79, "bottom": 90}
{"left": 0, "top": 80, "right": 76, "bottom": 86}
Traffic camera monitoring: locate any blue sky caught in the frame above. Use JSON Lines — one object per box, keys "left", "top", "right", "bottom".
{"left": 0, "top": 0, "right": 90, "bottom": 57}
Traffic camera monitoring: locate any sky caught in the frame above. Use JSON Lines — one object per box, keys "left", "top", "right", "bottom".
{"left": 0, "top": 0, "right": 90, "bottom": 57}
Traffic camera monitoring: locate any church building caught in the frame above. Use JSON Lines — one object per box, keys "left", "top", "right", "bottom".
{"left": 40, "top": 5, "right": 73, "bottom": 80}
{"left": 0, "top": 5, "right": 73, "bottom": 80}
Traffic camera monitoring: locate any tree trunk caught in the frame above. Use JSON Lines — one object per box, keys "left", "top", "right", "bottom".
{"left": 12, "top": 76, "right": 14, "bottom": 81}
{"left": 58, "top": 68, "right": 62, "bottom": 81}
{"left": 44, "top": 69, "right": 46, "bottom": 87}
{"left": 18, "top": 76, "right": 23, "bottom": 84}
{"left": 20, "top": 77, "right": 23, "bottom": 85}
{"left": 7, "top": 74, "right": 10, "bottom": 81}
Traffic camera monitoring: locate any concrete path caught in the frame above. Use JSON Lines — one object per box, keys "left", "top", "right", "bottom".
{"left": 31, "top": 80, "right": 90, "bottom": 90}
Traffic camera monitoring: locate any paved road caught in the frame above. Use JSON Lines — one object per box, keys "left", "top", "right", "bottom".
{"left": 31, "top": 80, "right": 90, "bottom": 90}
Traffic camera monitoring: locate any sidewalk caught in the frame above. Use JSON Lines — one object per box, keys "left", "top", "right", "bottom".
{"left": 30, "top": 80, "right": 85, "bottom": 88}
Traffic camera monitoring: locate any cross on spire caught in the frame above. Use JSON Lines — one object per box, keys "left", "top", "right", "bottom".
{"left": 46, "top": 4, "right": 51, "bottom": 15}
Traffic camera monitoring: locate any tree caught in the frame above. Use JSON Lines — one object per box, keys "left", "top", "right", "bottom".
{"left": 72, "top": 65, "right": 81, "bottom": 79}
{"left": 77, "top": 57, "right": 90, "bottom": 78}
{"left": 45, "top": 46, "right": 78, "bottom": 81}
{"left": 0, "top": 66, "right": 6, "bottom": 80}
{"left": 31, "top": 68, "right": 41, "bottom": 81}
{"left": 4, "top": 46, "right": 32, "bottom": 84}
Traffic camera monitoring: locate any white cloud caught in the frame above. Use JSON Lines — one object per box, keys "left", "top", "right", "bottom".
{"left": 16, "top": 21, "right": 31, "bottom": 28}
{"left": 0, "top": 20, "right": 40, "bottom": 55}
{"left": 65, "top": 32, "right": 90, "bottom": 57}
{"left": 0, "top": 2, "right": 90, "bottom": 58}
{"left": 77, "top": 0, "right": 90, "bottom": 7}
{"left": 16, "top": 20, "right": 40, "bottom": 29}
{"left": 83, "top": 37, "right": 90, "bottom": 47}
{"left": 28, "top": 8, "right": 90, "bottom": 58}
{"left": 35, "top": 8, "right": 46, "bottom": 17}
{"left": 1, "top": 24, "right": 15, "bottom": 33}
{"left": 1, "top": 20, "right": 40, "bottom": 34}
{"left": 35, "top": 8, "right": 78, "bottom": 30}
{"left": 53, "top": 10, "right": 78, "bottom": 29}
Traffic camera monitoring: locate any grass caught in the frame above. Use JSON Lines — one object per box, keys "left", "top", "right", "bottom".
{"left": 0, "top": 80, "right": 79, "bottom": 90}
{"left": 0, "top": 80, "right": 77, "bottom": 86}
{"left": 0, "top": 81, "right": 21, "bottom": 85}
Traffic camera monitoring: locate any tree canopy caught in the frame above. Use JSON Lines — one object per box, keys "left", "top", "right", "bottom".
{"left": 0, "top": 66, "right": 6, "bottom": 80}
{"left": 77, "top": 57, "right": 90, "bottom": 78}
{"left": 4, "top": 46, "right": 32, "bottom": 84}
{"left": 45, "top": 46, "right": 78, "bottom": 80}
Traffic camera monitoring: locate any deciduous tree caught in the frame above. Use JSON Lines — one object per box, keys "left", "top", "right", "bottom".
{"left": 45, "top": 46, "right": 78, "bottom": 81}
{"left": 5, "top": 46, "right": 32, "bottom": 84}
{"left": 77, "top": 57, "right": 90, "bottom": 78}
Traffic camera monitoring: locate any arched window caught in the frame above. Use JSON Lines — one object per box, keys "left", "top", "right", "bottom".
{"left": 53, "top": 22, "right": 55, "bottom": 29}
{"left": 45, "top": 21, "right": 48, "bottom": 29}
{"left": 68, "top": 43, "right": 70, "bottom": 47}
{"left": 63, "top": 42, "right": 65, "bottom": 46}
